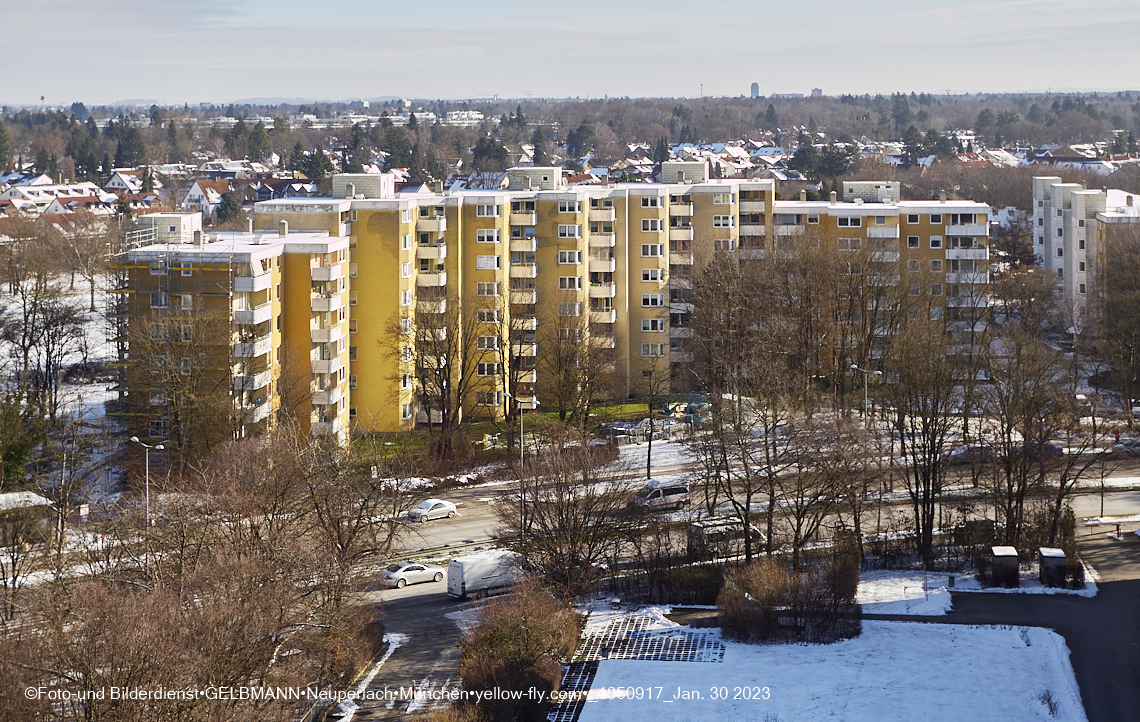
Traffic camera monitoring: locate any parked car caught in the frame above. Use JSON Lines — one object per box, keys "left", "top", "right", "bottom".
{"left": 1111, "top": 439, "right": 1140, "bottom": 457}
{"left": 407, "top": 499, "right": 458, "bottom": 522}
{"left": 629, "top": 479, "right": 690, "bottom": 512}
{"left": 380, "top": 561, "right": 445, "bottom": 588}
{"left": 945, "top": 444, "right": 995, "bottom": 466}
{"left": 1018, "top": 442, "right": 1064, "bottom": 461}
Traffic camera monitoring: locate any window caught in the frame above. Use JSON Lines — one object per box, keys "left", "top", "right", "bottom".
{"left": 1078, "top": 261, "right": 1086, "bottom": 272}
{"left": 713, "top": 215, "right": 735, "bottom": 228}
{"left": 642, "top": 268, "right": 663, "bottom": 282}
{"left": 476, "top": 255, "right": 501, "bottom": 270}
{"left": 149, "top": 261, "right": 166, "bottom": 275}
{"left": 477, "top": 309, "right": 501, "bottom": 324}
{"left": 642, "top": 219, "right": 663, "bottom": 232}
{"left": 476, "top": 229, "right": 500, "bottom": 243}
{"left": 641, "top": 243, "right": 664, "bottom": 257}
{"left": 558, "top": 250, "right": 582, "bottom": 264}
{"left": 908, "top": 284, "right": 921, "bottom": 297}
{"left": 558, "top": 302, "right": 582, "bottom": 317}
{"left": 1037, "top": 236, "right": 1044, "bottom": 245}
{"left": 907, "top": 236, "right": 920, "bottom": 249}
{"left": 150, "top": 292, "right": 168, "bottom": 309}
{"left": 714, "top": 239, "right": 736, "bottom": 252}
{"left": 837, "top": 237, "right": 861, "bottom": 252}
{"left": 642, "top": 318, "right": 665, "bottom": 332}
{"left": 180, "top": 358, "right": 192, "bottom": 376}
{"left": 558, "top": 224, "right": 582, "bottom": 238}
{"left": 476, "top": 204, "right": 500, "bottom": 217}
{"left": 931, "top": 307, "right": 943, "bottom": 320}
{"left": 641, "top": 196, "right": 661, "bottom": 208}
{"left": 149, "top": 390, "right": 167, "bottom": 406}
{"left": 476, "top": 282, "right": 502, "bottom": 296}
{"left": 401, "top": 262, "right": 412, "bottom": 278}
{"left": 148, "top": 419, "right": 168, "bottom": 439}
{"left": 349, "top": 319, "right": 358, "bottom": 333}
{"left": 930, "top": 214, "right": 942, "bottom": 224}
{"left": 559, "top": 276, "right": 582, "bottom": 290}
{"left": 1078, "top": 219, "right": 1085, "bottom": 228}
{"left": 1056, "top": 209, "right": 1063, "bottom": 217}
{"left": 401, "top": 234, "right": 412, "bottom": 250}
{"left": 1056, "top": 248, "right": 1063, "bottom": 258}
{"left": 930, "top": 236, "right": 942, "bottom": 249}
{"left": 181, "top": 324, "right": 192, "bottom": 342}
{"left": 1037, "top": 200, "right": 1044, "bottom": 208}
{"left": 931, "top": 283, "right": 943, "bottom": 296}
{"left": 400, "top": 345, "right": 413, "bottom": 363}
{"left": 400, "top": 373, "right": 410, "bottom": 390}
{"left": 1056, "top": 228, "right": 1063, "bottom": 237}
{"left": 712, "top": 192, "right": 734, "bottom": 204}
{"left": 401, "top": 317, "right": 413, "bottom": 334}
{"left": 401, "top": 402, "right": 414, "bottom": 420}
{"left": 476, "top": 336, "right": 499, "bottom": 350}
{"left": 838, "top": 262, "right": 862, "bottom": 276}
{"left": 875, "top": 216, "right": 886, "bottom": 225}
{"left": 641, "top": 343, "right": 665, "bottom": 357}
{"left": 1079, "top": 283, "right": 1086, "bottom": 294}
{"left": 930, "top": 259, "right": 943, "bottom": 273}
{"left": 908, "top": 259, "right": 921, "bottom": 273}
{"left": 837, "top": 217, "right": 862, "bottom": 227}
{"left": 557, "top": 200, "right": 581, "bottom": 213}
{"left": 559, "top": 328, "right": 583, "bottom": 342}
{"left": 642, "top": 294, "right": 664, "bottom": 307}
{"left": 476, "top": 391, "right": 502, "bottom": 406}
{"left": 807, "top": 214, "right": 819, "bottom": 224}
{"left": 477, "top": 362, "right": 502, "bottom": 377}
{"left": 511, "top": 251, "right": 535, "bottom": 265}
{"left": 180, "top": 262, "right": 193, "bottom": 277}
{"left": 401, "top": 289, "right": 413, "bottom": 305}
{"left": 1078, "top": 239, "right": 1085, "bottom": 250}
{"left": 907, "top": 214, "right": 919, "bottom": 224}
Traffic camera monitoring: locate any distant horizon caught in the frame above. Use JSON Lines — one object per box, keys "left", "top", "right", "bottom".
{"left": 6, "top": 0, "right": 1140, "bottom": 107}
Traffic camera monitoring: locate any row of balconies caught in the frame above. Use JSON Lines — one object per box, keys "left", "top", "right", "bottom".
{"left": 233, "top": 335, "right": 272, "bottom": 358}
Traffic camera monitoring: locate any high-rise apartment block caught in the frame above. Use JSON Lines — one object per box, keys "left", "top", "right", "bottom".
{"left": 115, "top": 168, "right": 991, "bottom": 443}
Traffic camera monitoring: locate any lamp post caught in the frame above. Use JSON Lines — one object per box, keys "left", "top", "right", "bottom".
{"left": 504, "top": 392, "right": 538, "bottom": 465}
{"left": 850, "top": 364, "right": 882, "bottom": 418}
{"left": 129, "top": 437, "right": 164, "bottom": 527}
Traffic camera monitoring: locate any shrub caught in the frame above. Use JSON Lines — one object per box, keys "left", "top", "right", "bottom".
{"left": 456, "top": 581, "right": 582, "bottom": 722}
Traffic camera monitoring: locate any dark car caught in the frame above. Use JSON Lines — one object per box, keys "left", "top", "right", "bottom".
{"left": 1111, "top": 439, "right": 1140, "bottom": 457}
{"left": 945, "top": 444, "right": 995, "bottom": 466}
{"left": 1013, "top": 442, "right": 1064, "bottom": 461}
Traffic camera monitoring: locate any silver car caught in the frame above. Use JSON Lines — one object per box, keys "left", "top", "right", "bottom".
{"left": 380, "top": 562, "right": 445, "bottom": 588}
{"left": 407, "top": 498, "right": 458, "bottom": 522}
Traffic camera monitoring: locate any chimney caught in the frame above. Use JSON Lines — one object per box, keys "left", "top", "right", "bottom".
{"left": 246, "top": 218, "right": 253, "bottom": 234}
{"left": 279, "top": 220, "right": 288, "bottom": 237}
{"left": 799, "top": 189, "right": 806, "bottom": 201}
{"left": 939, "top": 191, "right": 946, "bottom": 203}
{"left": 345, "top": 182, "right": 355, "bottom": 199}
{"left": 192, "top": 230, "right": 202, "bottom": 246}
{"left": 525, "top": 176, "right": 532, "bottom": 191}
{"left": 432, "top": 180, "right": 443, "bottom": 194}
{"left": 829, "top": 190, "right": 837, "bottom": 204}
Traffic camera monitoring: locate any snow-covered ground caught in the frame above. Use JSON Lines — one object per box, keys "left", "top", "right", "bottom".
{"left": 615, "top": 440, "right": 692, "bottom": 474}
{"left": 575, "top": 607, "right": 1088, "bottom": 722}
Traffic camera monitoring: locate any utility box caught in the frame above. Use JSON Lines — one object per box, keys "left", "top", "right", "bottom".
{"left": 991, "top": 546, "right": 1020, "bottom": 588}
{"left": 1038, "top": 547, "right": 1067, "bottom": 587}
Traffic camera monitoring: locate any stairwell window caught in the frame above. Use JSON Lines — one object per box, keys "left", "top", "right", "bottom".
{"left": 641, "top": 219, "right": 663, "bottom": 232}
{"left": 641, "top": 343, "right": 665, "bottom": 357}
{"left": 837, "top": 217, "right": 862, "bottom": 227}
{"left": 476, "top": 229, "right": 500, "bottom": 243}
{"left": 642, "top": 268, "right": 663, "bottom": 282}
{"left": 476, "top": 204, "right": 500, "bottom": 217}
{"left": 641, "top": 196, "right": 662, "bottom": 208}
{"left": 642, "top": 318, "right": 665, "bottom": 332}
{"left": 642, "top": 294, "right": 664, "bottom": 307}
{"left": 558, "top": 225, "right": 582, "bottom": 238}
{"left": 476, "top": 282, "right": 502, "bottom": 297}
{"left": 559, "top": 276, "right": 582, "bottom": 290}
{"left": 558, "top": 200, "right": 581, "bottom": 213}
{"left": 476, "top": 255, "right": 501, "bottom": 270}
{"left": 558, "top": 250, "right": 582, "bottom": 264}
{"left": 713, "top": 215, "right": 735, "bottom": 228}
{"left": 642, "top": 243, "right": 664, "bottom": 257}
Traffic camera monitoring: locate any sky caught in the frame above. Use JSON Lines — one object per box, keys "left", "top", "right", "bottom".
{"left": 5, "top": 0, "right": 1140, "bottom": 107}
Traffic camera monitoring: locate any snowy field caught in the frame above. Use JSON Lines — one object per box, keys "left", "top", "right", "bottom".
{"left": 576, "top": 608, "right": 1087, "bottom": 722}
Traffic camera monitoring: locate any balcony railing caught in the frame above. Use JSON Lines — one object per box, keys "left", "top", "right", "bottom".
{"left": 509, "top": 211, "right": 537, "bottom": 226}
{"left": 416, "top": 270, "right": 448, "bottom": 287}
{"left": 235, "top": 303, "right": 273, "bottom": 325}
{"left": 416, "top": 216, "right": 447, "bottom": 233}
{"left": 234, "top": 275, "right": 272, "bottom": 293}
{"left": 588, "top": 208, "right": 616, "bottom": 222}
{"left": 589, "top": 282, "right": 617, "bottom": 299}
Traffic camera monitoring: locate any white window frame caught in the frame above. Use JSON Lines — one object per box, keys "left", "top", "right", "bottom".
{"left": 712, "top": 192, "right": 734, "bottom": 205}
{"left": 930, "top": 236, "right": 942, "bottom": 249}
{"left": 477, "top": 362, "right": 502, "bottom": 377}
{"left": 476, "top": 336, "right": 500, "bottom": 351}
{"left": 558, "top": 302, "right": 583, "bottom": 317}
{"left": 558, "top": 224, "right": 582, "bottom": 238}
{"left": 151, "top": 292, "right": 168, "bottom": 309}
{"left": 641, "top": 243, "right": 664, "bottom": 257}
{"left": 837, "top": 217, "right": 862, "bottom": 227}
{"left": 642, "top": 318, "right": 665, "bottom": 332}
{"left": 641, "top": 268, "right": 663, "bottom": 282}
{"left": 641, "top": 196, "right": 662, "bottom": 208}
{"left": 641, "top": 218, "right": 663, "bottom": 232}
{"left": 476, "top": 281, "right": 502, "bottom": 297}
{"left": 558, "top": 250, "right": 582, "bottom": 264}
{"left": 712, "top": 215, "right": 735, "bottom": 228}
{"left": 640, "top": 343, "right": 665, "bottom": 357}
{"left": 476, "top": 204, "right": 501, "bottom": 217}
{"left": 557, "top": 200, "right": 581, "bottom": 214}
{"left": 401, "top": 289, "right": 413, "bottom": 306}
{"left": 476, "top": 308, "right": 501, "bottom": 324}
{"left": 837, "top": 237, "right": 861, "bottom": 252}
{"left": 401, "top": 261, "right": 413, "bottom": 278}
{"left": 558, "top": 276, "right": 582, "bottom": 290}
{"left": 475, "top": 255, "right": 502, "bottom": 270}
{"left": 641, "top": 293, "right": 664, "bottom": 307}
{"left": 476, "top": 228, "right": 501, "bottom": 243}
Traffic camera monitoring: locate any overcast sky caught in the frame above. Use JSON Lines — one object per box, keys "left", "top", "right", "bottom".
{"left": 6, "top": 0, "right": 1139, "bottom": 107}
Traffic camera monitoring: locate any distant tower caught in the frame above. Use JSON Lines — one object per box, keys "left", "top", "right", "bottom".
{"left": 811, "top": 88, "right": 823, "bottom": 98}
{"left": 750, "top": 82, "right": 760, "bottom": 99}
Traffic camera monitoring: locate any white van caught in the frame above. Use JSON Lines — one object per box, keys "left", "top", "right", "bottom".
{"left": 447, "top": 550, "right": 522, "bottom": 600}
{"left": 629, "top": 478, "right": 690, "bottom": 512}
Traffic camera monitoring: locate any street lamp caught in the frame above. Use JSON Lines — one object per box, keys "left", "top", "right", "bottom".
{"left": 850, "top": 364, "right": 882, "bottom": 418}
{"left": 129, "top": 436, "right": 164, "bottom": 526}
{"left": 504, "top": 392, "right": 538, "bottom": 465}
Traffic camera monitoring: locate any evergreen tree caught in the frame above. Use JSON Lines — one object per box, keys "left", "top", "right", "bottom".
{"left": 765, "top": 104, "right": 778, "bottom": 128}
{"left": 0, "top": 121, "right": 9, "bottom": 171}
{"left": 471, "top": 137, "right": 509, "bottom": 172}
{"left": 531, "top": 127, "right": 550, "bottom": 166}
{"left": 652, "top": 136, "right": 669, "bottom": 164}
{"left": 248, "top": 122, "right": 270, "bottom": 161}
{"left": 407, "top": 112, "right": 418, "bottom": 131}
{"left": 304, "top": 149, "right": 333, "bottom": 179}
{"left": 287, "top": 142, "right": 306, "bottom": 173}
{"left": 142, "top": 167, "right": 154, "bottom": 193}
{"left": 215, "top": 193, "right": 243, "bottom": 224}
{"left": 384, "top": 126, "right": 413, "bottom": 168}
{"left": 408, "top": 143, "right": 429, "bottom": 184}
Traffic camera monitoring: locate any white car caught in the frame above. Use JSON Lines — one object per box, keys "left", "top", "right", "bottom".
{"left": 407, "top": 498, "right": 458, "bottom": 523}
{"left": 380, "top": 561, "right": 446, "bottom": 588}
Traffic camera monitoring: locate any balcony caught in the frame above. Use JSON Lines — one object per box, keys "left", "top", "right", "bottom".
{"left": 416, "top": 298, "right": 446, "bottom": 314}
{"left": 509, "top": 211, "right": 537, "bottom": 226}
{"left": 233, "top": 335, "right": 272, "bottom": 358}
{"left": 311, "top": 385, "right": 343, "bottom": 406}
{"left": 593, "top": 334, "right": 616, "bottom": 349}
{"left": 416, "top": 243, "right": 447, "bottom": 260}
{"left": 670, "top": 326, "right": 694, "bottom": 338}
{"left": 589, "top": 258, "right": 616, "bottom": 273}
{"left": 740, "top": 248, "right": 766, "bottom": 260}
{"left": 235, "top": 303, "right": 273, "bottom": 325}
{"left": 670, "top": 302, "right": 694, "bottom": 314}
{"left": 945, "top": 272, "right": 988, "bottom": 285}
{"left": 311, "top": 326, "right": 343, "bottom": 344}
{"left": 311, "top": 265, "right": 341, "bottom": 282}
{"left": 739, "top": 200, "right": 766, "bottom": 214}
{"left": 510, "top": 238, "right": 536, "bottom": 253}
{"left": 416, "top": 216, "right": 447, "bottom": 233}
{"left": 416, "top": 270, "right": 448, "bottom": 287}
{"left": 947, "top": 295, "right": 989, "bottom": 308}
{"left": 589, "top": 309, "right": 617, "bottom": 324}
{"left": 311, "top": 295, "right": 341, "bottom": 313}
{"left": 517, "top": 369, "right": 537, "bottom": 384}
{"left": 947, "top": 223, "right": 988, "bottom": 236}
{"left": 946, "top": 248, "right": 988, "bottom": 260}
{"left": 509, "top": 264, "right": 538, "bottom": 279}
{"left": 589, "top": 233, "right": 616, "bottom": 248}
{"left": 517, "top": 397, "right": 539, "bottom": 411}
{"left": 589, "top": 282, "right": 617, "bottom": 299}
{"left": 774, "top": 225, "right": 805, "bottom": 236}
{"left": 234, "top": 370, "right": 272, "bottom": 391}
{"left": 668, "top": 228, "right": 693, "bottom": 242}
{"left": 312, "top": 356, "right": 344, "bottom": 375}
{"left": 311, "top": 417, "right": 343, "bottom": 436}
{"left": 669, "top": 203, "right": 693, "bottom": 216}
{"left": 739, "top": 223, "right": 766, "bottom": 237}
{"left": 670, "top": 351, "right": 694, "bottom": 363}
{"left": 234, "top": 275, "right": 272, "bottom": 293}
{"left": 867, "top": 226, "right": 900, "bottom": 239}
{"left": 512, "top": 342, "right": 537, "bottom": 356}
{"left": 510, "top": 289, "right": 537, "bottom": 304}
{"left": 589, "top": 208, "right": 616, "bottom": 222}
{"left": 869, "top": 251, "right": 900, "bottom": 263}
{"left": 671, "top": 251, "right": 693, "bottom": 265}
{"left": 239, "top": 401, "right": 271, "bottom": 424}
